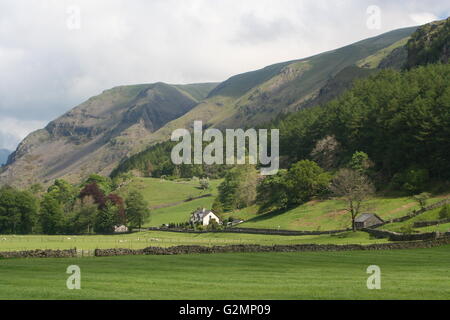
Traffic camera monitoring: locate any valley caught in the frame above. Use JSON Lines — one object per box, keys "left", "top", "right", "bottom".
{"left": 0, "top": 16, "right": 449, "bottom": 302}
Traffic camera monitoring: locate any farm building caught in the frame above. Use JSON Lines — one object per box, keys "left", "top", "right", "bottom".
{"left": 355, "top": 213, "right": 384, "bottom": 229}
{"left": 190, "top": 208, "right": 221, "bottom": 226}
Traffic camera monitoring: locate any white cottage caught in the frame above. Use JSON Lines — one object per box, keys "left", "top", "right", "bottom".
{"left": 190, "top": 208, "right": 221, "bottom": 226}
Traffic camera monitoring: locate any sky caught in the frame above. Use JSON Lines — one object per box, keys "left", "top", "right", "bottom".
{"left": 0, "top": 0, "right": 449, "bottom": 151}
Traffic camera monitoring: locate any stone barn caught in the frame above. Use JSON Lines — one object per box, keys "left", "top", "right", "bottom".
{"left": 355, "top": 213, "right": 384, "bottom": 229}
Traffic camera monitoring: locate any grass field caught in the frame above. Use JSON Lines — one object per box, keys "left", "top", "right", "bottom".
{"left": 381, "top": 206, "right": 450, "bottom": 233}
{"left": 0, "top": 231, "right": 388, "bottom": 252}
{"left": 1, "top": 246, "right": 449, "bottom": 299}
{"left": 238, "top": 195, "right": 449, "bottom": 231}
{"left": 118, "top": 177, "right": 221, "bottom": 208}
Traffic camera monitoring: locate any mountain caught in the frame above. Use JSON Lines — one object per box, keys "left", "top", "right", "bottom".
{"left": 0, "top": 149, "right": 11, "bottom": 166}
{"left": 146, "top": 26, "right": 417, "bottom": 140}
{"left": 406, "top": 17, "right": 449, "bottom": 68}
{"left": 0, "top": 83, "right": 217, "bottom": 186}
{"left": 1, "top": 24, "right": 421, "bottom": 187}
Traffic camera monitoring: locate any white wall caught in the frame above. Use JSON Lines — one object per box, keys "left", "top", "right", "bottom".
{"left": 203, "top": 212, "right": 220, "bottom": 226}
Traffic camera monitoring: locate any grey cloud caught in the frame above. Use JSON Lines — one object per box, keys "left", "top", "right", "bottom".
{"left": 233, "top": 13, "right": 296, "bottom": 44}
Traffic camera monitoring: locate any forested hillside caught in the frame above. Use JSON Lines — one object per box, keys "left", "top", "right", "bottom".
{"left": 406, "top": 17, "right": 449, "bottom": 68}
{"left": 277, "top": 63, "right": 450, "bottom": 186}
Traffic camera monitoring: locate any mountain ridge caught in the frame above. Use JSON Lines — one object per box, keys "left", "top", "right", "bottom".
{"left": 1, "top": 82, "right": 217, "bottom": 186}
{"left": 0, "top": 24, "right": 423, "bottom": 187}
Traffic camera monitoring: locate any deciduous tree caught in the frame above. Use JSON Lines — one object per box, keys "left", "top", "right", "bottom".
{"left": 330, "top": 169, "right": 375, "bottom": 231}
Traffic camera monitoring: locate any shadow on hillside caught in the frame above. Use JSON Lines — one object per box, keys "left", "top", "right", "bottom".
{"left": 243, "top": 207, "right": 291, "bottom": 224}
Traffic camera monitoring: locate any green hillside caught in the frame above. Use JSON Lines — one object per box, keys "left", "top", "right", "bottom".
{"left": 114, "top": 177, "right": 221, "bottom": 227}
{"left": 237, "top": 194, "right": 448, "bottom": 231}
{"left": 117, "top": 177, "right": 220, "bottom": 207}
{"left": 114, "top": 176, "right": 448, "bottom": 232}
{"left": 406, "top": 17, "right": 450, "bottom": 68}
{"left": 174, "top": 83, "right": 219, "bottom": 101}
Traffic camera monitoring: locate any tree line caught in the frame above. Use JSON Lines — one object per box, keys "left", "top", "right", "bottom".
{"left": 0, "top": 175, "right": 150, "bottom": 235}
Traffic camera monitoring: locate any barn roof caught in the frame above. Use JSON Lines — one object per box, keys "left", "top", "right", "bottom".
{"left": 355, "top": 213, "right": 384, "bottom": 223}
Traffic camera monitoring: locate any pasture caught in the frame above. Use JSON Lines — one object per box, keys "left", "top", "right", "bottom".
{"left": 0, "top": 231, "right": 388, "bottom": 252}
{"left": 238, "top": 195, "right": 448, "bottom": 231}
{"left": 0, "top": 246, "right": 449, "bottom": 299}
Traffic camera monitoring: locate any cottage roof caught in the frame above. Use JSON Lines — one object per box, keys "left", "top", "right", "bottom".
{"left": 355, "top": 213, "right": 384, "bottom": 223}
{"left": 192, "top": 208, "right": 213, "bottom": 219}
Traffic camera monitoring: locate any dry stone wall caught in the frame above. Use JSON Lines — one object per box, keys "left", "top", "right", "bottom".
{"left": 94, "top": 238, "right": 450, "bottom": 257}
{"left": 413, "top": 218, "right": 450, "bottom": 228}
{"left": 0, "top": 249, "right": 76, "bottom": 259}
{"left": 2, "top": 238, "right": 450, "bottom": 260}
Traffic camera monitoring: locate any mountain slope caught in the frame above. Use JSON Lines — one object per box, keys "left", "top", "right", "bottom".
{"left": 406, "top": 17, "right": 449, "bottom": 68}
{"left": 0, "top": 82, "right": 217, "bottom": 186}
{"left": 1, "top": 25, "right": 420, "bottom": 187}
{"left": 141, "top": 26, "right": 417, "bottom": 144}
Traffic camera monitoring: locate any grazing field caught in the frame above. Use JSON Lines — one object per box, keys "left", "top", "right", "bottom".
{"left": 117, "top": 177, "right": 221, "bottom": 208}
{"left": 238, "top": 195, "right": 448, "bottom": 231}
{"left": 381, "top": 207, "right": 450, "bottom": 233}
{"left": 1, "top": 246, "right": 449, "bottom": 300}
{"left": 146, "top": 197, "right": 216, "bottom": 227}
{"left": 0, "top": 231, "right": 388, "bottom": 252}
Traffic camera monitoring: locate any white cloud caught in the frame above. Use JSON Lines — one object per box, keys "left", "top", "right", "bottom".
{"left": 0, "top": 118, "right": 46, "bottom": 150}
{"left": 409, "top": 12, "right": 439, "bottom": 25}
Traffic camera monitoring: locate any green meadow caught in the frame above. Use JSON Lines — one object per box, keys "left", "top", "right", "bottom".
{"left": 0, "top": 231, "right": 388, "bottom": 252}
{"left": 381, "top": 206, "right": 450, "bottom": 233}
{"left": 1, "top": 246, "right": 449, "bottom": 300}
{"left": 118, "top": 177, "right": 221, "bottom": 208}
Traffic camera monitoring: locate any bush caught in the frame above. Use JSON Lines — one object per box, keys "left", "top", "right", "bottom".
{"left": 399, "top": 168, "right": 429, "bottom": 194}
{"left": 399, "top": 225, "right": 415, "bottom": 234}
{"left": 412, "top": 192, "right": 431, "bottom": 210}
{"left": 439, "top": 205, "right": 450, "bottom": 219}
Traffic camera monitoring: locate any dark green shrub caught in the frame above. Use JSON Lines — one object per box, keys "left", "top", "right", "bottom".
{"left": 439, "top": 205, "right": 450, "bottom": 219}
